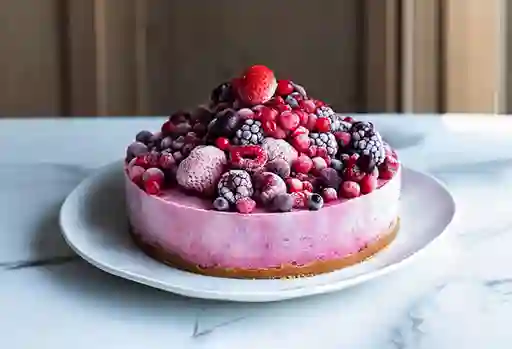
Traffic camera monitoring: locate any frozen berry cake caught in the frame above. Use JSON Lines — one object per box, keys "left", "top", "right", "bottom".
{"left": 124, "top": 65, "right": 401, "bottom": 279}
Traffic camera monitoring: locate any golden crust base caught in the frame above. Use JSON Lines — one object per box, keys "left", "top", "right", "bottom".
{"left": 131, "top": 218, "right": 399, "bottom": 279}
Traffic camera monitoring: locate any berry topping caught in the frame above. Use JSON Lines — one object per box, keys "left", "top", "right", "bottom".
{"left": 213, "top": 197, "right": 230, "bottom": 211}
{"left": 261, "top": 138, "right": 298, "bottom": 165}
{"left": 308, "top": 193, "right": 324, "bottom": 210}
{"left": 290, "top": 82, "right": 307, "bottom": 98}
{"left": 158, "top": 151, "right": 176, "bottom": 169}
{"left": 309, "top": 132, "right": 338, "bottom": 158}
{"left": 318, "top": 168, "right": 342, "bottom": 189}
{"left": 205, "top": 108, "right": 243, "bottom": 144}
{"left": 339, "top": 181, "right": 361, "bottom": 199}
{"left": 305, "top": 113, "right": 318, "bottom": 130}
{"left": 334, "top": 131, "right": 352, "bottom": 149}
{"left": 237, "top": 65, "right": 277, "bottom": 105}
{"left": 342, "top": 165, "right": 365, "bottom": 182}
{"left": 215, "top": 137, "right": 231, "bottom": 151}
{"left": 229, "top": 145, "right": 268, "bottom": 171}
{"left": 285, "top": 177, "right": 303, "bottom": 193}
{"left": 315, "top": 117, "right": 331, "bottom": 132}
{"left": 322, "top": 187, "right": 338, "bottom": 203}
{"left": 290, "top": 134, "right": 310, "bottom": 153}
{"left": 360, "top": 174, "right": 378, "bottom": 194}
{"left": 292, "top": 155, "right": 313, "bottom": 174}
{"left": 127, "top": 165, "right": 146, "bottom": 186}
{"left": 265, "top": 158, "right": 291, "bottom": 178}
{"left": 350, "top": 121, "right": 385, "bottom": 168}
{"left": 299, "top": 99, "right": 317, "bottom": 113}
{"left": 330, "top": 158, "right": 344, "bottom": 172}
{"left": 378, "top": 155, "right": 400, "bottom": 180}
{"left": 211, "top": 82, "right": 235, "bottom": 105}
{"left": 232, "top": 118, "right": 264, "bottom": 145}
{"left": 236, "top": 197, "right": 256, "bottom": 214}
{"left": 302, "top": 180, "right": 314, "bottom": 192}
{"left": 276, "top": 80, "right": 294, "bottom": 96}
{"left": 271, "top": 193, "right": 294, "bottom": 212}
{"left": 290, "top": 191, "right": 308, "bottom": 208}
{"left": 142, "top": 167, "right": 165, "bottom": 183}
{"left": 217, "top": 170, "right": 254, "bottom": 205}
{"left": 277, "top": 111, "right": 300, "bottom": 131}
{"left": 253, "top": 172, "right": 287, "bottom": 205}
{"left": 135, "top": 130, "right": 153, "bottom": 144}
{"left": 176, "top": 146, "right": 227, "bottom": 196}
{"left": 311, "top": 156, "right": 328, "bottom": 173}
{"left": 144, "top": 179, "right": 161, "bottom": 195}
{"left": 126, "top": 141, "right": 149, "bottom": 161}
{"left": 237, "top": 108, "right": 255, "bottom": 119}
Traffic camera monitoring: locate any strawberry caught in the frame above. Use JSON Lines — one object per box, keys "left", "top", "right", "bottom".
{"left": 237, "top": 65, "right": 277, "bottom": 105}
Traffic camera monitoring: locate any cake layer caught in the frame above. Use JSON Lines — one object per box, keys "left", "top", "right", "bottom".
{"left": 125, "top": 165, "right": 401, "bottom": 273}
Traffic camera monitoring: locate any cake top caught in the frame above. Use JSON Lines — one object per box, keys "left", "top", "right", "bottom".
{"left": 125, "top": 65, "right": 399, "bottom": 213}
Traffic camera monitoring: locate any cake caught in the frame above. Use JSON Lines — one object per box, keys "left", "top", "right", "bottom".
{"left": 124, "top": 65, "right": 401, "bottom": 279}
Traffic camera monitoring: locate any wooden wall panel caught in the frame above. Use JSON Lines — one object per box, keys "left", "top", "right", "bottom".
{"left": 0, "top": 0, "right": 62, "bottom": 116}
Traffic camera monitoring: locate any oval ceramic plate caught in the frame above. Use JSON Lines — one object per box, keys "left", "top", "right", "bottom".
{"left": 60, "top": 161, "right": 455, "bottom": 302}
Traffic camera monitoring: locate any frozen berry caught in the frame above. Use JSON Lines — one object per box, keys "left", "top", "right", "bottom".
{"left": 291, "top": 134, "right": 310, "bottom": 153}
{"left": 144, "top": 180, "right": 161, "bottom": 195}
{"left": 309, "top": 132, "right": 338, "bottom": 158}
{"left": 319, "top": 167, "right": 341, "bottom": 188}
{"left": 142, "top": 167, "right": 165, "bottom": 183}
{"left": 360, "top": 174, "right": 378, "bottom": 194}
{"left": 276, "top": 80, "right": 294, "bottom": 96}
{"left": 265, "top": 158, "right": 291, "bottom": 178}
{"left": 277, "top": 111, "right": 300, "bottom": 131}
{"left": 315, "top": 117, "right": 331, "bottom": 132}
{"left": 126, "top": 141, "right": 149, "bottom": 161}
{"left": 285, "top": 177, "right": 303, "bottom": 192}
{"left": 339, "top": 181, "right": 361, "bottom": 199}
{"left": 261, "top": 138, "right": 298, "bottom": 165}
{"left": 211, "top": 82, "right": 235, "bottom": 104}
{"left": 232, "top": 118, "right": 265, "bottom": 146}
{"left": 159, "top": 151, "right": 176, "bottom": 169}
{"left": 344, "top": 116, "right": 355, "bottom": 123}
{"left": 290, "top": 191, "right": 308, "bottom": 208}
{"left": 237, "top": 65, "right": 277, "bottom": 105}
{"left": 215, "top": 137, "right": 231, "bottom": 150}
{"left": 291, "top": 125, "right": 309, "bottom": 138}
{"left": 342, "top": 165, "right": 365, "bottom": 182}
{"left": 334, "top": 131, "right": 352, "bottom": 148}
{"left": 312, "top": 156, "right": 328, "bottom": 173}
{"left": 274, "top": 103, "right": 292, "bottom": 113}
{"left": 299, "top": 100, "right": 317, "bottom": 113}
{"left": 292, "top": 155, "right": 313, "bottom": 174}
{"left": 253, "top": 172, "right": 287, "bottom": 205}
{"left": 306, "top": 113, "right": 318, "bottom": 130}
{"left": 128, "top": 165, "right": 145, "bottom": 186}
{"left": 236, "top": 197, "right": 256, "bottom": 214}
{"left": 322, "top": 187, "right": 338, "bottom": 203}
{"left": 218, "top": 170, "right": 254, "bottom": 204}
{"left": 295, "top": 110, "right": 309, "bottom": 126}
{"left": 135, "top": 130, "right": 153, "bottom": 144}
{"left": 237, "top": 108, "right": 255, "bottom": 119}
{"left": 302, "top": 180, "right": 313, "bottom": 192}
{"left": 308, "top": 193, "right": 324, "bottom": 211}
{"left": 378, "top": 156, "right": 399, "bottom": 180}
{"left": 285, "top": 95, "right": 299, "bottom": 109}
{"left": 213, "top": 197, "right": 230, "bottom": 211}
{"left": 161, "top": 120, "right": 172, "bottom": 135}
{"left": 229, "top": 145, "right": 268, "bottom": 172}
{"left": 176, "top": 146, "right": 227, "bottom": 196}
{"left": 205, "top": 108, "right": 243, "bottom": 144}
{"left": 350, "top": 121, "right": 385, "bottom": 167}
{"left": 330, "top": 158, "right": 344, "bottom": 171}
{"left": 271, "top": 193, "right": 294, "bottom": 212}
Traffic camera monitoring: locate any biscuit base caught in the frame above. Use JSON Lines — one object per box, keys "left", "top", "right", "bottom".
{"left": 130, "top": 218, "right": 399, "bottom": 279}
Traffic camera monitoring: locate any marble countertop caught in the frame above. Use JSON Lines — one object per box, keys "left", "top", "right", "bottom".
{"left": 1, "top": 114, "right": 512, "bottom": 348}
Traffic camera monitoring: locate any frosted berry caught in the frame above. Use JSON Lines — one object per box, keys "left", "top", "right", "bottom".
{"left": 126, "top": 141, "right": 148, "bottom": 161}
{"left": 319, "top": 168, "right": 342, "bottom": 189}
{"left": 215, "top": 137, "right": 231, "bottom": 151}
{"left": 236, "top": 197, "right": 257, "bottom": 214}
{"left": 176, "top": 146, "right": 227, "bottom": 196}
{"left": 265, "top": 158, "right": 291, "bottom": 178}
{"left": 290, "top": 191, "right": 308, "bottom": 208}
{"left": 276, "top": 80, "right": 294, "bottom": 96}
{"left": 213, "top": 197, "right": 230, "bottom": 211}
{"left": 350, "top": 121, "right": 385, "bottom": 168}
{"left": 205, "top": 108, "right": 243, "bottom": 144}
{"left": 277, "top": 111, "right": 300, "bottom": 131}
{"left": 322, "top": 187, "right": 338, "bottom": 203}
{"left": 232, "top": 118, "right": 264, "bottom": 145}
{"left": 237, "top": 108, "right": 255, "bottom": 119}
{"left": 292, "top": 155, "right": 313, "bottom": 174}
{"left": 128, "top": 165, "right": 146, "bottom": 186}
{"left": 309, "top": 132, "right": 338, "bottom": 158}
{"left": 378, "top": 155, "right": 399, "bottom": 180}
{"left": 253, "top": 172, "right": 287, "bottom": 205}
{"left": 342, "top": 165, "right": 365, "bottom": 182}
{"left": 330, "top": 158, "right": 344, "bottom": 172}
{"left": 261, "top": 138, "right": 298, "bottom": 165}
{"left": 295, "top": 110, "right": 309, "bottom": 126}
{"left": 312, "top": 156, "right": 328, "bottom": 173}
{"left": 315, "top": 117, "right": 331, "bottom": 132}
{"left": 291, "top": 134, "right": 310, "bottom": 153}
{"left": 159, "top": 151, "right": 176, "bottom": 169}
{"left": 302, "top": 180, "right": 314, "bottom": 192}
{"left": 339, "top": 181, "right": 361, "bottom": 199}
{"left": 142, "top": 167, "right": 165, "bottom": 184}
{"left": 299, "top": 100, "right": 317, "bottom": 113}
{"left": 229, "top": 145, "right": 268, "bottom": 171}
{"left": 291, "top": 125, "right": 309, "bottom": 138}
{"left": 360, "top": 174, "right": 378, "bottom": 194}
{"left": 211, "top": 82, "right": 235, "bottom": 105}
{"left": 217, "top": 170, "right": 254, "bottom": 205}
{"left": 308, "top": 193, "right": 324, "bottom": 211}
{"left": 135, "top": 130, "right": 153, "bottom": 144}
{"left": 271, "top": 193, "right": 294, "bottom": 212}
{"left": 306, "top": 113, "right": 318, "bottom": 131}
{"left": 285, "top": 177, "right": 303, "bottom": 192}
{"left": 237, "top": 65, "right": 277, "bottom": 105}
{"left": 290, "top": 82, "right": 307, "bottom": 98}
{"left": 344, "top": 116, "right": 355, "bottom": 123}
{"left": 285, "top": 95, "right": 299, "bottom": 109}
{"left": 334, "top": 131, "right": 352, "bottom": 148}
{"left": 144, "top": 180, "right": 161, "bottom": 195}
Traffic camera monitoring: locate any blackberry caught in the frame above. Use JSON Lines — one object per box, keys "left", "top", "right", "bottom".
{"left": 232, "top": 119, "right": 264, "bottom": 145}
{"left": 309, "top": 132, "right": 338, "bottom": 158}
{"left": 217, "top": 170, "right": 254, "bottom": 205}
{"left": 350, "top": 121, "right": 385, "bottom": 169}
{"left": 316, "top": 107, "right": 350, "bottom": 133}
{"left": 205, "top": 108, "right": 243, "bottom": 144}
{"left": 211, "top": 82, "right": 235, "bottom": 105}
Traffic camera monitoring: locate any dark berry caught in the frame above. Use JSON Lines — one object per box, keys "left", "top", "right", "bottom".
{"left": 213, "top": 197, "right": 230, "bottom": 211}
{"left": 350, "top": 121, "right": 385, "bottom": 168}
{"left": 308, "top": 193, "right": 324, "bottom": 210}
{"left": 217, "top": 170, "right": 254, "bottom": 205}
{"left": 330, "top": 159, "right": 344, "bottom": 171}
{"left": 309, "top": 132, "right": 338, "bottom": 158}
{"left": 265, "top": 159, "right": 291, "bottom": 178}
{"left": 126, "top": 141, "right": 148, "bottom": 160}
{"left": 211, "top": 82, "right": 235, "bottom": 105}
{"left": 232, "top": 119, "right": 264, "bottom": 146}
{"left": 285, "top": 95, "right": 299, "bottom": 109}
{"left": 271, "top": 193, "right": 294, "bottom": 212}
{"left": 135, "top": 130, "right": 153, "bottom": 144}
{"left": 205, "top": 108, "right": 243, "bottom": 144}
{"left": 319, "top": 168, "right": 342, "bottom": 189}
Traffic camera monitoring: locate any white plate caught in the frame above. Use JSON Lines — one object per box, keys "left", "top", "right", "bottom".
{"left": 60, "top": 161, "right": 456, "bottom": 302}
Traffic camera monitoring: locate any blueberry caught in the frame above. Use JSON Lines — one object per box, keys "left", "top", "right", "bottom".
{"left": 308, "top": 193, "right": 324, "bottom": 211}
{"left": 285, "top": 95, "right": 299, "bottom": 108}
{"left": 319, "top": 168, "right": 341, "bottom": 189}
{"left": 330, "top": 158, "right": 344, "bottom": 171}
{"left": 265, "top": 159, "right": 291, "bottom": 179}
{"left": 213, "top": 197, "right": 230, "bottom": 211}
{"left": 127, "top": 141, "right": 148, "bottom": 158}
{"left": 272, "top": 193, "right": 294, "bottom": 212}
{"left": 135, "top": 130, "right": 153, "bottom": 144}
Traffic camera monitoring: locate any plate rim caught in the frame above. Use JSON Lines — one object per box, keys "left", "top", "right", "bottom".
{"left": 59, "top": 161, "right": 456, "bottom": 302}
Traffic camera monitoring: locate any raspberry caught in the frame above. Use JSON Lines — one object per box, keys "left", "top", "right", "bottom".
{"left": 232, "top": 119, "right": 264, "bottom": 146}
{"left": 302, "top": 180, "right": 314, "bottom": 192}
{"left": 213, "top": 197, "right": 230, "bottom": 211}
{"left": 322, "top": 187, "right": 338, "bottom": 203}
{"left": 309, "top": 132, "right": 338, "bottom": 158}
{"left": 176, "top": 146, "right": 227, "bottom": 196}
{"left": 253, "top": 172, "right": 287, "bottom": 205}
{"left": 237, "top": 65, "right": 277, "bottom": 105}
{"left": 271, "top": 193, "right": 294, "bottom": 212}
{"left": 236, "top": 197, "right": 256, "bottom": 214}
{"left": 229, "top": 145, "right": 268, "bottom": 172}
{"left": 339, "top": 181, "right": 361, "bottom": 199}
{"left": 292, "top": 155, "right": 313, "bottom": 174}
{"left": 315, "top": 117, "right": 331, "bottom": 132}
{"left": 350, "top": 121, "right": 385, "bottom": 168}
{"left": 261, "top": 138, "right": 298, "bottom": 165}
{"left": 285, "top": 177, "right": 303, "bottom": 193}
{"left": 319, "top": 168, "right": 342, "bottom": 189}
{"left": 291, "top": 134, "right": 310, "bottom": 153}
{"left": 265, "top": 158, "right": 291, "bottom": 178}
{"left": 308, "top": 193, "right": 324, "bottom": 211}
{"left": 276, "top": 80, "right": 294, "bottom": 96}
{"left": 217, "top": 170, "right": 254, "bottom": 205}
{"left": 360, "top": 174, "right": 378, "bottom": 194}
{"left": 135, "top": 130, "right": 153, "bottom": 144}
{"left": 277, "top": 111, "right": 300, "bottom": 131}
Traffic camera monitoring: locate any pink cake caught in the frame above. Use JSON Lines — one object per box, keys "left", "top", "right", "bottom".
{"left": 124, "top": 65, "right": 401, "bottom": 279}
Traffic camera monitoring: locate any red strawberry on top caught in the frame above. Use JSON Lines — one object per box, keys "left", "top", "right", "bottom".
{"left": 237, "top": 65, "right": 278, "bottom": 106}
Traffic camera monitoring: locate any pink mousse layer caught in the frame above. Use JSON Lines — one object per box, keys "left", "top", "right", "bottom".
{"left": 125, "top": 166, "right": 401, "bottom": 269}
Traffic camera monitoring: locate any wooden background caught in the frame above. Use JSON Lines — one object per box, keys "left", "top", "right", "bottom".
{"left": 0, "top": 0, "right": 506, "bottom": 117}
